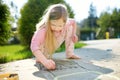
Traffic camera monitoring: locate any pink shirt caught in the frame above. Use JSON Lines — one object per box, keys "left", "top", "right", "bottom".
{"left": 30, "top": 18, "right": 76, "bottom": 58}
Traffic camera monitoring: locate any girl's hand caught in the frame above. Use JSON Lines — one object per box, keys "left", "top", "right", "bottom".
{"left": 67, "top": 54, "right": 80, "bottom": 59}
{"left": 42, "top": 59, "right": 56, "bottom": 70}
{"left": 72, "top": 35, "right": 78, "bottom": 43}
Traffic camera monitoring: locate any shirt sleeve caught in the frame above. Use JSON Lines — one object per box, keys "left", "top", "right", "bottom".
{"left": 65, "top": 19, "right": 76, "bottom": 55}
{"left": 30, "top": 28, "right": 46, "bottom": 53}
{"left": 70, "top": 19, "right": 76, "bottom": 35}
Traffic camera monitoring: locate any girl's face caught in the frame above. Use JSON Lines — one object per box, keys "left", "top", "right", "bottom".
{"left": 50, "top": 18, "right": 65, "bottom": 31}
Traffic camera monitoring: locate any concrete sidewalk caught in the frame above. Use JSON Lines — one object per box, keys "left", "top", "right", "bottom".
{"left": 0, "top": 39, "right": 120, "bottom": 80}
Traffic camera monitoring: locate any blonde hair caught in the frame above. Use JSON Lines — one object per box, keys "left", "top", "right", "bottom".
{"left": 36, "top": 4, "right": 68, "bottom": 56}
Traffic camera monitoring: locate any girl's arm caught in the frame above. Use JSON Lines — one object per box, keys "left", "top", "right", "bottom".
{"left": 65, "top": 19, "right": 79, "bottom": 59}
{"left": 71, "top": 19, "right": 78, "bottom": 43}
{"left": 30, "top": 28, "right": 55, "bottom": 70}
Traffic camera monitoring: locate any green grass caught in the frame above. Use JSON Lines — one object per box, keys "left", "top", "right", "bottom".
{"left": 55, "top": 41, "right": 87, "bottom": 52}
{"left": 0, "top": 42, "right": 86, "bottom": 63}
{"left": 0, "top": 45, "right": 33, "bottom": 63}
{"left": 74, "top": 42, "right": 87, "bottom": 48}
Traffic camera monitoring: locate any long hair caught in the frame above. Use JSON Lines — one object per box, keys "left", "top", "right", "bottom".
{"left": 36, "top": 4, "right": 68, "bottom": 56}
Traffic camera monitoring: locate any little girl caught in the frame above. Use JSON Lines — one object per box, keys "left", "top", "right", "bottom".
{"left": 30, "top": 4, "right": 80, "bottom": 70}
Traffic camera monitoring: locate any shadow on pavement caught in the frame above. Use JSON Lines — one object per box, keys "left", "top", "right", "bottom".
{"left": 75, "top": 48, "right": 115, "bottom": 61}
{"left": 33, "top": 58, "right": 113, "bottom": 80}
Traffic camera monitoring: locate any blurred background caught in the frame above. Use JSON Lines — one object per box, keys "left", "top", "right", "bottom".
{"left": 0, "top": 0, "right": 120, "bottom": 63}
{"left": 2, "top": 0, "right": 120, "bottom": 44}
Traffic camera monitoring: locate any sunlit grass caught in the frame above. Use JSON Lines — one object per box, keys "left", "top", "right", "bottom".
{"left": 0, "top": 45, "right": 33, "bottom": 63}
{"left": 0, "top": 42, "right": 86, "bottom": 63}
{"left": 55, "top": 41, "right": 87, "bottom": 52}
{"left": 74, "top": 42, "right": 87, "bottom": 48}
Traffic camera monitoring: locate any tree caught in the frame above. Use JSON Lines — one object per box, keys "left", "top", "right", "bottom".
{"left": 81, "top": 3, "right": 98, "bottom": 28}
{"left": 97, "top": 8, "right": 120, "bottom": 39}
{"left": 18, "top": 0, "right": 74, "bottom": 49}
{"left": 97, "top": 12, "right": 111, "bottom": 39}
{"left": 88, "top": 3, "right": 98, "bottom": 28}
{"left": 0, "top": 0, "right": 11, "bottom": 45}
{"left": 110, "top": 8, "right": 120, "bottom": 37}
{"left": 79, "top": 3, "right": 98, "bottom": 40}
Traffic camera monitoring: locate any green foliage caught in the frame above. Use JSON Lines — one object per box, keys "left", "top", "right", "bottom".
{"left": 81, "top": 3, "right": 98, "bottom": 29}
{"left": 65, "top": 3, "right": 74, "bottom": 18}
{"left": 74, "top": 42, "right": 87, "bottom": 48}
{"left": 0, "top": 45, "right": 33, "bottom": 63}
{"left": 89, "top": 3, "right": 97, "bottom": 18}
{"left": 18, "top": 0, "right": 74, "bottom": 49}
{"left": 0, "top": 42, "right": 85, "bottom": 63}
{"left": 110, "top": 8, "right": 120, "bottom": 37}
{"left": 55, "top": 42, "right": 86, "bottom": 52}
{"left": 97, "top": 12, "right": 111, "bottom": 39}
{"left": 97, "top": 8, "right": 120, "bottom": 39}
{"left": 87, "top": 3, "right": 98, "bottom": 28}
{"left": 0, "top": 0, "right": 11, "bottom": 45}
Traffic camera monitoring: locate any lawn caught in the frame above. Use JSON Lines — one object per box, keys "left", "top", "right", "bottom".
{"left": 0, "top": 45, "right": 33, "bottom": 63}
{"left": 0, "top": 42, "right": 86, "bottom": 63}
{"left": 55, "top": 42, "right": 87, "bottom": 52}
